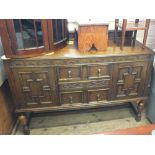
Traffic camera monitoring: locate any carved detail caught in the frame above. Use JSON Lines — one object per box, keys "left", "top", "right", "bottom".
{"left": 88, "top": 80, "right": 110, "bottom": 88}
{"left": 18, "top": 70, "right": 54, "bottom": 105}
{"left": 10, "top": 55, "right": 150, "bottom": 68}
{"left": 59, "top": 82, "right": 83, "bottom": 90}
{"left": 116, "top": 65, "right": 143, "bottom": 98}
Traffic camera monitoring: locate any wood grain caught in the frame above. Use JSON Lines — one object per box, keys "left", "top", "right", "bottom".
{"left": 78, "top": 25, "right": 108, "bottom": 52}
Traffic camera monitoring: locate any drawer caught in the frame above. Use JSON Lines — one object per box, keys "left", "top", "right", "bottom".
{"left": 57, "top": 66, "right": 82, "bottom": 81}
{"left": 87, "top": 64, "right": 111, "bottom": 79}
{"left": 59, "top": 81, "right": 83, "bottom": 91}
{"left": 88, "top": 89, "right": 110, "bottom": 103}
{"left": 60, "top": 91, "right": 84, "bottom": 104}
{"left": 87, "top": 79, "right": 110, "bottom": 89}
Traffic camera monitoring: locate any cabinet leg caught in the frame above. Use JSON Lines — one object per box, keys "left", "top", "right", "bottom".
{"left": 18, "top": 114, "right": 30, "bottom": 135}
{"left": 135, "top": 100, "right": 145, "bottom": 122}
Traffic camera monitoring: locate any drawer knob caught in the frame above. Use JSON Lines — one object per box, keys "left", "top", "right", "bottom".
{"left": 97, "top": 94, "right": 101, "bottom": 101}
{"left": 70, "top": 96, "right": 73, "bottom": 104}
{"left": 98, "top": 69, "right": 101, "bottom": 77}
{"left": 68, "top": 70, "right": 72, "bottom": 78}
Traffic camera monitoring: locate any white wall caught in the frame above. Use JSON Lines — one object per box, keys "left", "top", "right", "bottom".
{"left": 0, "top": 37, "right": 7, "bottom": 86}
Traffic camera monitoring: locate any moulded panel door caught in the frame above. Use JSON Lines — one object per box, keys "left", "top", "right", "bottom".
{"left": 113, "top": 61, "right": 149, "bottom": 99}
{"left": 12, "top": 67, "right": 58, "bottom": 108}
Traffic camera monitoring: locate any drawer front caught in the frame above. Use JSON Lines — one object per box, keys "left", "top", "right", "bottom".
{"left": 87, "top": 79, "right": 110, "bottom": 89}
{"left": 59, "top": 79, "right": 110, "bottom": 91}
{"left": 57, "top": 66, "right": 82, "bottom": 82}
{"left": 59, "top": 81, "right": 83, "bottom": 91}
{"left": 88, "top": 89, "right": 110, "bottom": 103}
{"left": 60, "top": 91, "right": 84, "bottom": 104}
{"left": 87, "top": 64, "right": 111, "bottom": 79}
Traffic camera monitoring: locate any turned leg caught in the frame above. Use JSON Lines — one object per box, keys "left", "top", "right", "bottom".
{"left": 18, "top": 113, "right": 30, "bottom": 135}
{"left": 135, "top": 100, "right": 145, "bottom": 122}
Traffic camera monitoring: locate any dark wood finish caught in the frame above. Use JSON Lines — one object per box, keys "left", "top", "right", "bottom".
{"left": 0, "top": 80, "right": 15, "bottom": 135}
{"left": 78, "top": 24, "right": 108, "bottom": 52}
{"left": 2, "top": 39, "right": 154, "bottom": 134}
{"left": 103, "top": 124, "right": 155, "bottom": 135}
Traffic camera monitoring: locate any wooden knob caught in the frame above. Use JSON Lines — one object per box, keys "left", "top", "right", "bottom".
{"left": 68, "top": 70, "right": 72, "bottom": 78}
{"left": 97, "top": 94, "right": 101, "bottom": 101}
{"left": 70, "top": 96, "right": 73, "bottom": 104}
{"left": 98, "top": 69, "right": 101, "bottom": 77}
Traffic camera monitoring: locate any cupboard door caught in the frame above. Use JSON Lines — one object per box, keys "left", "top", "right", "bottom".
{"left": 114, "top": 62, "right": 149, "bottom": 99}
{"left": 12, "top": 67, "right": 58, "bottom": 108}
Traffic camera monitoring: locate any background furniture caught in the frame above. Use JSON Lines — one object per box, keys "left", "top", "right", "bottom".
{"left": 78, "top": 24, "right": 108, "bottom": 52}
{"left": 0, "top": 19, "right": 68, "bottom": 58}
{"left": 115, "top": 19, "right": 150, "bottom": 50}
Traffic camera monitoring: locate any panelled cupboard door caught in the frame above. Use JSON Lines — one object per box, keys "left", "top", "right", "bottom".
{"left": 113, "top": 61, "right": 149, "bottom": 99}
{"left": 12, "top": 67, "right": 58, "bottom": 108}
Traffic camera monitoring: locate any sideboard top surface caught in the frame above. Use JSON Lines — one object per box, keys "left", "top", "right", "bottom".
{"left": 1, "top": 40, "right": 154, "bottom": 61}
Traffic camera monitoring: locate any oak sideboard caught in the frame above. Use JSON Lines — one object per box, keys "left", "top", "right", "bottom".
{"left": 2, "top": 41, "right": 154, "bottom": 134}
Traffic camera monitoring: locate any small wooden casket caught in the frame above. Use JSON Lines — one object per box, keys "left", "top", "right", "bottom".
{"left": 77, "top": 21, "right": 108, "bottom": 52}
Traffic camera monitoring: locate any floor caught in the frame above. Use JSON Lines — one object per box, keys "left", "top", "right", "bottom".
{"left": 15, "top": 20, "right": 155, "bottom": 135}
{"left": 15, "top": 105, "right": 150, "bottom": 135}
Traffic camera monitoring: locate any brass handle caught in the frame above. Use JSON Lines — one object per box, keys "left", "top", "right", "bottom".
{"left": 68, "top": 70, "right": 72, "bottom": 78}
{"left": 97, "top": 94, "right": 101, "bottom": 101}
{"left": 98, "top": 69, "right": 101, "bottom": 77}
{"left": 70, "top": 96, "right": 73, "bottom": 104}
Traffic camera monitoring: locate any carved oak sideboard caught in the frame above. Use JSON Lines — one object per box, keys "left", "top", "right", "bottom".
{"left": 2, "top": 43, "right": 154, "bottom": 134}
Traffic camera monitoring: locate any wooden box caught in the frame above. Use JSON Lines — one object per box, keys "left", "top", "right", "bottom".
{"left": 78, "top": 24, "right": 108, "bottom": 52}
